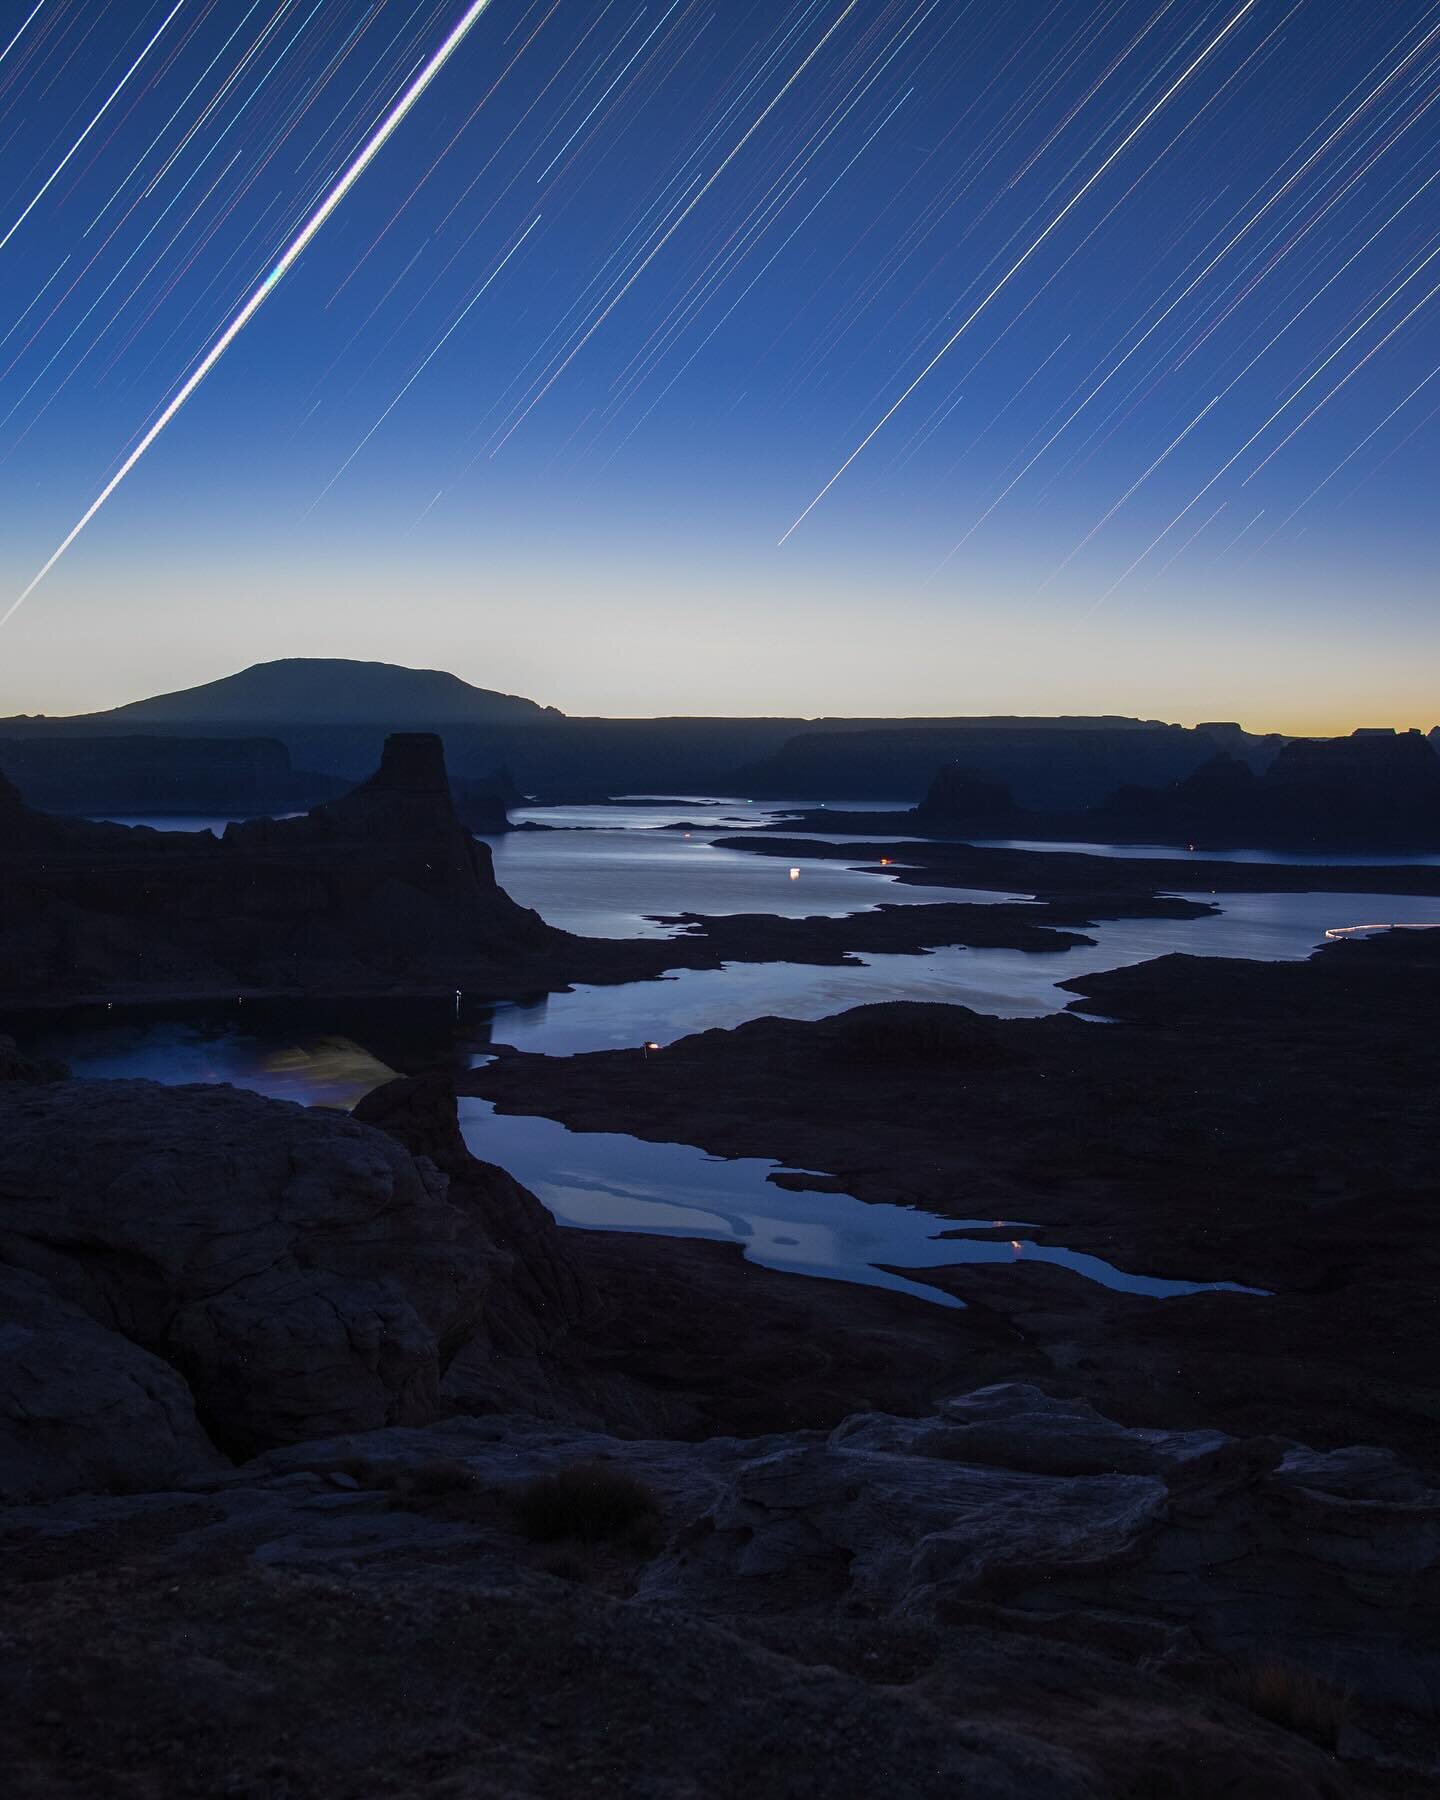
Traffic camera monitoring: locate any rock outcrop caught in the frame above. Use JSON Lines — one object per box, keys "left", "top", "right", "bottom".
{"left": 911, "top": 763, "right": 1020, "bottom": 830}
{"left": 0, "top": 1262, "right": 225, "bottom": 1501}
{"left": 352, "top": 1072, "right": 597, "bottom": 1412}
{"left": 0, "top": 1074, "right": 592, "bottom": 1490}
{"left": 1, "top": 1054, "right": 1435, "bottom": 1790}
{"left": 0, "top": 733, "right": 560, "bottom": 1006}
{"left": 450, "top": 771, "right": 513, "bottom": 833}
{"left": 5, "top": 1383, "right": 1432, "bottom": 1795}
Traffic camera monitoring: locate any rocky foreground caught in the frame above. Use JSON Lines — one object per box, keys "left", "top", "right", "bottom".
{"left": 1, "top": 1038, "right": 1436, "bottom": 1795}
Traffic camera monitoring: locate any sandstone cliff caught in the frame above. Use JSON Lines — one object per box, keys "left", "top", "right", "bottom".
{"left": 0, "top": 733, "right": 556, "bottom": 1005}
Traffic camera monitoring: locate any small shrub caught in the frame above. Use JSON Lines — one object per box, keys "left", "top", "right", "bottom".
{"left": 1241, "top": 1661, "right": 1351, "bottom": 1749}
{"left": 329, "top": 1454, "right": 374, "bottom": 1484}
{"left": 513, "top": 1460, "right": 661, "bottom": 1546}
{"left": 403, "top": 1457, "right": 478, "bottom": 1496}
{"left": 538, "top": 1549, "right": 588, "bottom": 1583}
{"left": 385, "top": 1457, "right": 481, "bottom": 1507}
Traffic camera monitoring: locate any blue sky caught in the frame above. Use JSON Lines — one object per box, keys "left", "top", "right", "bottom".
{"left": 1, "top": 0, "right": 1437, "bottom": 728}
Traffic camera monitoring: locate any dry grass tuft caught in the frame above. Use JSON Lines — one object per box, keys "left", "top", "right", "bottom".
{"left": 1241, "top": 1660, "right": 1351, "bottom": 1750}
{"left": 402, "top": 1458, "right": 478, "bottom": 1496}
{"left": 513, "top": 1461, "right": 661, "bottom": 1548}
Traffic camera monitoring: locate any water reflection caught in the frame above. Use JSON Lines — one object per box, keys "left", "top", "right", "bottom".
{"left": 14, "top": 997, "right": 470, "bottom": 1111}
{"left": 483, "top": 822, "right": 976, "bottom": 938}
{"left": 20, "top": 894, "right": 1440, "bottom": 1074}
{"left": 455, "top": 1098, "right": 1266, "bottom": 1307}
{"left": 95, "top": 811, "right": 303, "bottom": 836}
{"left": 8, "top": 1001, "right": 1267, "bottom": 1305}
{"left": 468, "top": 888, "right": 1440, "bottom": 1051}
{"left": 28, "top": 796, "right": 1428, "bottom": 1306}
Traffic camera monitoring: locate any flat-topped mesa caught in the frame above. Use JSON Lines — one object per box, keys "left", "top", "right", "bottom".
{"left": 352, "top": 731, "right": 453, "bottom": 799}
{"left": 329, "top": 732, "right": 512, "bottom": 839}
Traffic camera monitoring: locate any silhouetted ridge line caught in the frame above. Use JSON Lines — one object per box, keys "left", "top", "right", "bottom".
{"left": 103, "top": 657, "right": 563, "bottom": 726}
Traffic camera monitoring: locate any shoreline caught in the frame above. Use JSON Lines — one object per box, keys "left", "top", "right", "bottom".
{"left": 712, "top": 831, "right": 1440, "bottom": 896}
{"left": 463, "top": 929, "right": 1440, "bottom": 1472}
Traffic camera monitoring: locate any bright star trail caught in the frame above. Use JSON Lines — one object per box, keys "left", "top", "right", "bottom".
{"left": 0, "top": 1, "right": 1436, "bottom": 725}
{"left": 777, "top": 1, "right": 1258, "bottom": 543}
{"left": 0, "top": 1, "right": 186, "bottom": 254}
{"left": 4, "top": 0, "right": 501, "bottom": 624}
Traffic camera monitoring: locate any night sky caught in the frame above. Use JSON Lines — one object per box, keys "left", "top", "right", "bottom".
{"left": 1, "top": 0, "right": 1436, "bottom": 728}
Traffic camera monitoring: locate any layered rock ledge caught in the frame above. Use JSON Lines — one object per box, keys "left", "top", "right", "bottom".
{"left": 1, "top": 1051, "right": 1435, "bottom": 1792}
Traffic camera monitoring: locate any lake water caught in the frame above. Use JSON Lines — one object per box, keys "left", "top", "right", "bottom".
{"left": 455, "top": 1096, "right": 1262, "bottom": 1306}
{"left": 485, "top": 827, "right": 986, "bottom": 938}
{"left": 473, "top": 886, "right": 1440, "bottom": 1051}
{"left": 96, "top": 800, "right": 987, "bottom": 940}
{"left": 46, "top": 795, "right": 1434, "bottom": 1304}
{"left": 1, "top": 986, "right": 1263, "bottom": 1304}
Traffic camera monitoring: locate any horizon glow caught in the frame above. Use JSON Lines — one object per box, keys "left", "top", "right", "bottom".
{"left": 0, "top": 1, "right": 1435, "bottom": 726}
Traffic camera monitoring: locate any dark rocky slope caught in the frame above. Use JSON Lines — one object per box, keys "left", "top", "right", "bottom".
{"left": 0, "top": 732, "right": 563, "bottom": 1007}
{"left": 0, "top": 1065, "right": 598, "bottom": 1491}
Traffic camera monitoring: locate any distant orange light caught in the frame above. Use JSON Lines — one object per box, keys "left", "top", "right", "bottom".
{"left": 879, "top": 857, "right": 892, "bottom": 866}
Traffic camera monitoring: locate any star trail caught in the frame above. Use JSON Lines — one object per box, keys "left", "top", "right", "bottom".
{"left": 0, "top": 1, "right": 1436, "bottom": 724}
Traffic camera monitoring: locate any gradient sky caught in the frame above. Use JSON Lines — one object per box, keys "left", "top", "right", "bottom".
{"left": 0, "top": 0, "right": 1436, "bottom": 730}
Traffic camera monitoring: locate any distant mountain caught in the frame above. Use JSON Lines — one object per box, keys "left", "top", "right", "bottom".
{"left": 102, "top": 659, "right": 563, "bottom": 727}
{"left": 1, "top": 657, "right": 1309, "bottom": 803}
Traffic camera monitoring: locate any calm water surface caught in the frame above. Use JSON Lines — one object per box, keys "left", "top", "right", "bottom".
{"left": 6, "top": 995, "right": 1262, "bottom": 1304}
{"left": 489, "top": 799, "right": 968, "bottom": 937}
{"left": 456, "top": 1095, "right": 1262, "bottom": 1306}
